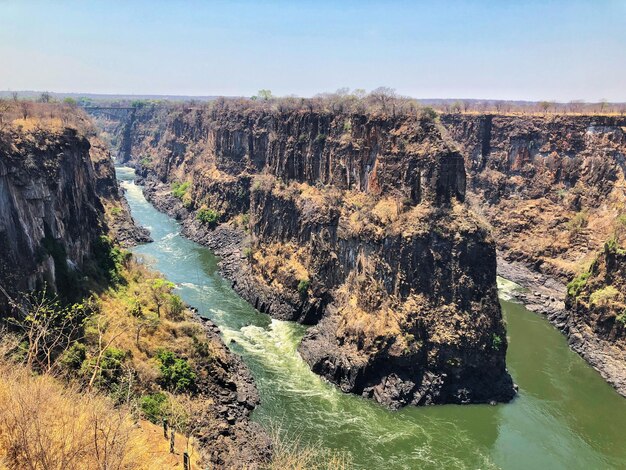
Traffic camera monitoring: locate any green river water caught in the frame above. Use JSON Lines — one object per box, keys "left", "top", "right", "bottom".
{"left": 117, "top": 167, "right": 626, "bottom": 470}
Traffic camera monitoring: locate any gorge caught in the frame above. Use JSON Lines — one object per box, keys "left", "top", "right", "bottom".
{"left": 1, "top": 99, "right": 626, "bottom": 469}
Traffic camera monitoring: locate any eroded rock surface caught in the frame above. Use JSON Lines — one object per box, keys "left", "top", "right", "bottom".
{"left": 116, "top": 104, "right": 516, "bottom": 407}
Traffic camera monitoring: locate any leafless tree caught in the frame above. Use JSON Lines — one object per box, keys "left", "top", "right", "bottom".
{"left": 86, "top": 315, "right": 124, "bottom": 392}
{"left": 539, "top": 101, "right": 551, "bottom": 114}
{"left": 568, "top": 100, "right": 584, "bottom": 114}
{"left": 8, "top": 288, "right": 89, "bottom": 373}
{"left": 19, "top": 100, "right": 31, "bottom": 120}
{"left": 370, "top": 87, "right": 396, "bottom": 112}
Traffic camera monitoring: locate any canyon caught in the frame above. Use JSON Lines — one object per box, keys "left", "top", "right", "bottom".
{"left": 0, "top": 110, "right": 270, "bottom": 468}
{"left": 2, "top": 101, "right": 625, "bottom": 468}
{"left": 98, "top": 102, "right": 520, "bottom": 408}
{"left": 441, "top": 114, "right": 626, "bottom": 395}
{"left": 96, "top": 103, "right": 626, "bottom": 400}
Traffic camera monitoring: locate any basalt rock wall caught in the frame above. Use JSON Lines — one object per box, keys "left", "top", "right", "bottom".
{"left": 113, "top": 105, "right": 516, "bottom": 407}
{"left": 441, "top": 113, "right": 626, "bottom": 397}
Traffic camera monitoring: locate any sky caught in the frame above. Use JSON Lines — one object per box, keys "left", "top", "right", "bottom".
{"left": 1, "top": 0, "right": 625, "bottom": 101}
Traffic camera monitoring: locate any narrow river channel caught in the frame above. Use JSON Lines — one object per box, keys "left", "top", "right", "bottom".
{"left": 117, "top": 167, "right": 626, "bottom": 470}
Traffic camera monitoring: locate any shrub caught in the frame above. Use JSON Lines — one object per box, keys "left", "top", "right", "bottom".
{"left": 139, "top": 392, "right": 168, "bottom": 424}
{"left": 566, "top": 210, "right": 588, "bottom": 234}
{"left": 419, "top": 106, "right": 437, "bottom": 121}
{"left": 156, "top": 350, "right": 196, "bottom": 393}
{"left": 617, "top": 309, "right": 626, "bottom": 325}
{"left": 139, "top": 156, "right": 152, "bottom": 168}
{"left": 98, "top": 347, "right": 127, "bottom": 387}
{"left": 171, "top": 181, "right": 190, "bottom": 200}
{"left": 492, "top": 334, "right": 503, "bottom": 351}
{"left": 314, "top": 133, "right": 327, "bottom": 144}
{"left": 110, "top": 206, "right": 122, "bottom": 217}
{"left": 81, "top": 347, "right": 127, "bottom": 390}
{"left": 567, "top": 271, "right": 590, "bottom": 298}
{"left": 59, "top": 342, "right": 86, "bottom": 371}
{"left": 589, "top": 286, "right": 619, "bottom": 307}
{"left": 196, "top": 207, "right": 219, "bottom": 227}
{"left": 93, "top": 235, "right": 128, "bottom": 285}
{"left": 297, "top": 279, "right": 310, "bottom": 296}
{"left": 167, "top": 294, "right": 185, "bottom": 320}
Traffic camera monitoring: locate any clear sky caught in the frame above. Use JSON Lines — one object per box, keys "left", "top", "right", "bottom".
{"left": 1, "top": 0, "right": 625, "bottom": 101}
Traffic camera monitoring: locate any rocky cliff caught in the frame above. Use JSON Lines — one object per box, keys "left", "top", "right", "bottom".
{"left": 441, "top": 114, "right": 626, "bottom": 280}
{"left": 0, "top": 120, "right": 148, "bottom": 306}
{"left": 565, "top": 239, "right": 626, "bottom": 395}
{"left": 441, "top": 113, "right": 626, "bottom": 396}
{"left": 115, "top": 103, "right": 516, "bottom": 407}
{"left": 0, "top": 125, "right": 106, "bottom": 302}
{"left": 0, "top": 109, "right": 269, "bottom": 469}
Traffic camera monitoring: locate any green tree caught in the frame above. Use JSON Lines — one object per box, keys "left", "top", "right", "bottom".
{"left": 148, "top": 279, "right": 176, "bottom": 317}
{"left": 156, "top": 350, "right": 196, "bottom": 393}
{"left": 258, "top": 89, "right": 273, "bottom": 101}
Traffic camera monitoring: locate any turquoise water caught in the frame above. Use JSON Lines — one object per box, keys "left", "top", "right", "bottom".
{"left": 118, "top": 167, "right": 626, "bottom": 469}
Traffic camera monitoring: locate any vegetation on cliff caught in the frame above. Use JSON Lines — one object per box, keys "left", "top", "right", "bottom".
{"left": 118, "top": 100, "right": 515, "bottom": 407}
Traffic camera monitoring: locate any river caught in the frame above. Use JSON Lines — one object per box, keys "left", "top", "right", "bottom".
{"left": 117, "top": 167, "right": 626, "bottom": 470}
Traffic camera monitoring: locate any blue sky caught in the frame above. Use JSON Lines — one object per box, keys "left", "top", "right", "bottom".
{"left": 1, "top": 1, "right": 625, "bottom": 101}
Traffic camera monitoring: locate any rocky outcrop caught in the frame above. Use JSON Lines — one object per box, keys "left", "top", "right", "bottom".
{"left": 0, "top": 126, "right": 106, "bottom": 303}
{"left": 441, "top": 113, "right": 626, "bottom": 397}
{"left": 441, "top": 114, "right": 626, "bottom": 281}
{"left": 565, "top": 241, "right": 626, "bottom": 395}
{"left": 116, "top": 104, "right": 516, "bottom": 408}
{"left": 0, "top": 124, "right": 150, "bottom": 306}
{"left": 191, "top": 315, "right": 271, "bottom": 468}
{"left": 88, "top": 136, "right": 151, "bottom": 247}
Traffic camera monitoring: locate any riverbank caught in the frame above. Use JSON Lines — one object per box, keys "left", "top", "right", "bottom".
{"left": 119, "top": 167, "right": 626, "bottom": 469}
{"left": 497, "top": 256, "right": 626, "bottom": 398}
{"left": 136, "top": 172, "right": 517, "bottom": 408}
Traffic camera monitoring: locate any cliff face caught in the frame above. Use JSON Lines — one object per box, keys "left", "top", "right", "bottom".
{"left": 0, "top": 121, "right": 149, "bottom": 307}
{"left": 441, "top": 113, "right": 626, "bottom": 396}
{"left": 118, "top": 104, "right": 515, "bottom": 407}
{"left": 441, "top": 114, "right": 626, "bottom": 280}
{"left": 565, "top": 241, "right": 626, "bottom": 394}
{"left": 0, "top": 126, "right": 106, "bottom": 302}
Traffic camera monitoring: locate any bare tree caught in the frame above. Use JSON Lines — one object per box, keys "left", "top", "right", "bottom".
{"left": 8, "top": 288, "right": 89, "bottom": 373}
{"left": 11, "top": 91, "right": 18, "bottom": 102}
{"left": 569, "top": 100, "right": 584, "bottom": 114}
{"left": 86, "top": 315, "right": 123, "bottom": 392}
{"left": 39, "top": 92, "right": 51, "bottom": 103}
{"left": 369, "top": 87, "right": 396, "bottom": 112}
{"left": 539, "top": 101, "right": 551, "bottom": 114}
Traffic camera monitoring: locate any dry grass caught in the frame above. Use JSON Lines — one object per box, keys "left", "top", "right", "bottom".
{"left": 253, "top": 243, "right": 310, "bottom": 293}
{"left": 93, "top": 258, "right": 226, "bottom": 390}
{"left": 0, "top": 360, "right": 173, "bottom": 470}
{"left": 262, "top": 425, "right": 351, "bottom": 470}
{"left": 0, "top": 101, "right": 95, "bottom": 136}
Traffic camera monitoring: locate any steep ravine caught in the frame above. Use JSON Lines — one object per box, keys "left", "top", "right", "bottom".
{"left": 112, "top": 104, "right": 516, "bottom": 407}
{"left": 0, "top": 121, "right": 269, "bottom": 468}
{"left": 121, "top": 166, "right": 626, "bottom": 470}
{"left": 441, "top": 113, "right": 626, "bottom": 396}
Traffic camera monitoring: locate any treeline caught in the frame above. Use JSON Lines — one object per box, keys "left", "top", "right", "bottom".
{"left": 0, "top": 98, "right": 95, "bottom": 134}
{"left": 114, "top": 90, "right": 626, "bottom": 119}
